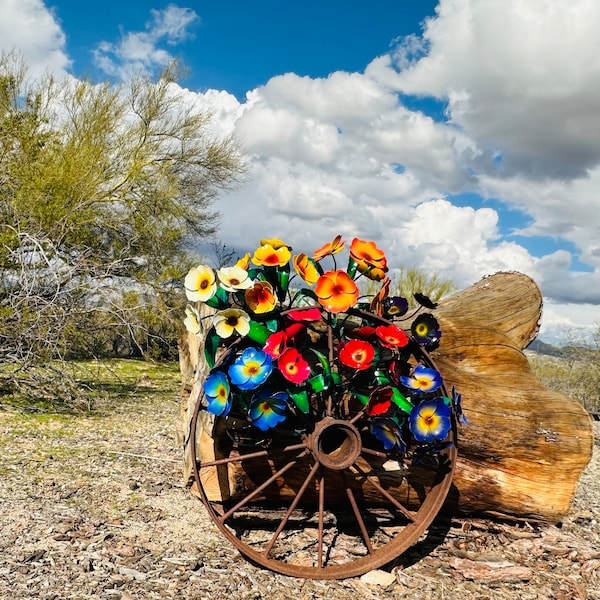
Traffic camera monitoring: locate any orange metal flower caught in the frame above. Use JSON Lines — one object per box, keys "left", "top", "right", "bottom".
{"left": 314, "top": 270, "right": 359, "bottom": 314}
{"left": 235, "top": 252, "right": 251, "bottom": 270}
{"left": 312, "top": 234, "right": 346, "bottom": 261}
{"left": 252, "top": 242, "right": 291, "bottom": 267}
{"left": 349, "top": 238, "right": 388, "bottom": 273}
{"left": 293, "top": 253, "right": 319, "bottom": 285}
{"left": 370, "top": 277, "right": 391, "bottom": 316}
{"left": 245, "top": 281, "right": 277, "bottom": 314}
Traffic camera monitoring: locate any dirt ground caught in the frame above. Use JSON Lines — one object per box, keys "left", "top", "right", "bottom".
{"left": 1, "top": 364, "right": 599, "bottom": 600}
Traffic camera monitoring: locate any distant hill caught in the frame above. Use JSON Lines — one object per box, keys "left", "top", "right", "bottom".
{"left": 526, "top": 339, "right": 564, "bottom": 357}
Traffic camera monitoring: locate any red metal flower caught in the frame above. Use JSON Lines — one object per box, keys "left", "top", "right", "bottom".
{"left": 278, "top": 347, "right": 311, "bottom": 384}
{"left": 375, "top": 324, "right": 409, "bottom": 348}
{"left": 338, "top": 339, "right": 375, "bottom": 371}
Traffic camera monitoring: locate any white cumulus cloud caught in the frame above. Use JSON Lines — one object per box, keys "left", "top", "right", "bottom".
{"left": 0, "top": 0, "right": 70, "bottom": 79}
{"left": 93, "top": 4, "right": 198, "bottom": 81}
{"left": 2, "top": 0, "right": 599, "bottom": 341}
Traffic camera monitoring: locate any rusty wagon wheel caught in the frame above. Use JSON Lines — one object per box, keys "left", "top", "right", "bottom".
{"left": 190, "top": 308, "right": 457, "bottom": 580}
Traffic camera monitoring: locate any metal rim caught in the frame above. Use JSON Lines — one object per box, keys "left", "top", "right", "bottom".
{"left": 190, "top": 308, "right": 457, "bottom": 579}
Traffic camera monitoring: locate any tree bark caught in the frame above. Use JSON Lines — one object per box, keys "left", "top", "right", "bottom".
{"left": 178, "top": 272, "right": 594, "bottom": 522}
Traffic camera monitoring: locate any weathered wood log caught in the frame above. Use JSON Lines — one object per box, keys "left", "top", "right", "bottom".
{"left": 433, "top": 272, "right": 593, "bottom": 520}
{"left": 178, "top": 272, "right": 594, "bottom": 522}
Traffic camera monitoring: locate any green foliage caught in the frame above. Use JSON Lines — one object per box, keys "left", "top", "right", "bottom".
{"left": 528, "top": 325, "right": 600, "bottom": 414}
{"left": 0, "top": 358, "right": 180, "bottom": 413}
{"left": 361, "top": 265, "right": 457, "bottom": 305}
{"left": 0, "top": 52, "right": 244, "bottom": 399}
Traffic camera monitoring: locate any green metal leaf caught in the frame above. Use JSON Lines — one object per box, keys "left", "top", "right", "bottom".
{"left": 391, "top": 387, "right": 413, "bottom": 414}
{"left": 203, "top": 327, "right": 221, "bottom": 368}
{"left": 308, "top": 374, "right": 328, "bottom": 393}
{"left": 276, "top": 268, "right": 290, "bottom": 301}
{"left": 289, "top": 390, "right": 310, "bottom": 414}
{"left": 346, "top": 257, "right": 359, "bottom": 279}
{"left": 265, "top": 319, "right": 279, "bottom": 332}
{"left": 247, "top": 268, "right": 261, "bottom": 280}
{"left": 247, "top": 321, "right": 271, "bottom": 345}
{"left": 353, "top": 393, "right": 370, "bottom": 407}
{"left": 374, "top": 369, "right": 391, "bottom": 385}
{"left": 205, "top": 286, "right": 229, "bottom": 309}
{"left": 310, "top": 348, "right": 332, "bottom": 378}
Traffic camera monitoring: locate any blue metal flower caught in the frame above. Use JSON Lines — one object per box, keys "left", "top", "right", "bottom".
{"left": 228, "top": 347, "right": 273, "bottom": 390}
{"left": 409, "top": 397, "right": 451, "bottom": 443}
{"left": 248, "top": 390, "right": 288, "bottom": 430}
{"left": 451, "top": 385, "right": 467, "bottom": 425}
{"left": 411, "top": 313, "right": 441, "bottom": 347}
{"left": 383, "top": 296, "right": 409, "bottom": 318}
{"left": 370, "top": 417, "right": 406, "bottom": 451}
{"left": 203, "top": 371, "right": 232, "bottom": 416}
{"left": 400, "top": 364, "right": 443, "bottom": 394}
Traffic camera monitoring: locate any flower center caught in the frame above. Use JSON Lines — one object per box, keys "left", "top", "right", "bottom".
{"left": 424, "top": 415, "right": 435, "bottom": 426}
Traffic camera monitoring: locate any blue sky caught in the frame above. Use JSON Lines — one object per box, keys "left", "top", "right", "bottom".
{"left": 52, "top": 1, "right": 440, "bottom": 99}
{"left": 3, "top": 0, "right": 600, "bottom": 342}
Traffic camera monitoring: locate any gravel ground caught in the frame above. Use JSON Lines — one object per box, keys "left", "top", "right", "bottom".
{"left": 1, "top": 367, "right": 599, "bottom": 600}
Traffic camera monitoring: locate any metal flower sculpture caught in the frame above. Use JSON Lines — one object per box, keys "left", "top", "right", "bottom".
{"left": 183, "top": 235, "right": 459, "bottom": 454}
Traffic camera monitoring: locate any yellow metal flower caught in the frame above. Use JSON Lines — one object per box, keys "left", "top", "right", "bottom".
{"left": 183, "top": 306, "right": 201, "bottom": 335}
{"left": 184, "top": 265, "right": 217, "bottom": 302}
{"left": 252, "top": 243, "right": 291, "bottom": 267}
{"left": 293, "top": 253, "right": 319, "bottom": 285}
{"left": 259, "top": 238, "right": 289, "bottom": 250}
{"left": 235, "top": 252, "right": 251, "bottom": 270}
{"left": 213, "top": 309, "right": 251, "bottom": 338}
{"left": 217, "top": 266, "right": 253, "bottom": 292}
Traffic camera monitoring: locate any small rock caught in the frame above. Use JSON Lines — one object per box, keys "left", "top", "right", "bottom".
{"left": 119, "top": 566, "right": 148, "bottom": 581}
{"left": 359, "top": 569, "right": 396, "bottom": 588}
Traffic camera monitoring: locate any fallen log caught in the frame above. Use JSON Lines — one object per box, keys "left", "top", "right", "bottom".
{"left": 177, "top": 271, "right": 593, "bottom": 522}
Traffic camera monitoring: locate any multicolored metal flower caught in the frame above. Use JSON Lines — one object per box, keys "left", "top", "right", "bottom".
{"left": 228, "top": 347, "right": 273, "bottom": 390}
{"left": 409, "top": 397, "right": 452, "bottom": 443}
{"left": 203, "top": 371, "right": 232, "bottom": 416}
{"left": 248, "top": 390, "right": 289, "bottom": 430}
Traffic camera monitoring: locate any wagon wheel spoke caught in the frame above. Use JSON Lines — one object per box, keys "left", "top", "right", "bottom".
{"left": 263, "top": 460, "right": 321, "bottom": 556}
{"left": 219, "top": 451, "right": 309, "bottom": 521}
{"left": 317, "top": 474, "right": 325, "bottom": 568}
{"left": 345, "top": 485, "right": 374, "bottom": 555}
{"left": 198, "top": 442, "right": 307, "bottom": 469}
{"left": 350, "top": 461, "right": 417, "bottom": 521}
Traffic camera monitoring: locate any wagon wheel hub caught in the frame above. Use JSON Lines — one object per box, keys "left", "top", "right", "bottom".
{"left": 307, "top": 417, "right": 362, "bottom": 471}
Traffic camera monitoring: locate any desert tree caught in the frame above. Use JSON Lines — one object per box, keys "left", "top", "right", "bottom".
{"left": 0, "top": 53, "right": 244, "bottom": 404}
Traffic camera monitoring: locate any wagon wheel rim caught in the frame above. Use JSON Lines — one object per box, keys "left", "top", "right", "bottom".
{"left": 190, "top": 308, "right": 457, "bottom": 580}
